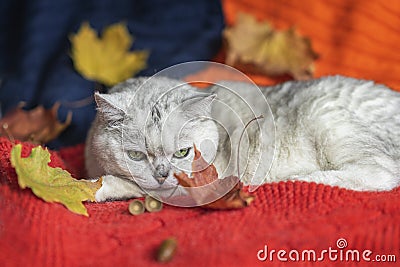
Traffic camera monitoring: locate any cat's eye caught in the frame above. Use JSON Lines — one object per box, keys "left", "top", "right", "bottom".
{"left": 127, "top": 150, "right": 146, "bottom": 161}
{"left": 173, "top": 148, "right": 191, "bottom": 158}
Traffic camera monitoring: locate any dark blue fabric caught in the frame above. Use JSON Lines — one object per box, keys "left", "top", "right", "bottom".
{"left": 0, "top": 0, "right": 224, "bottom": 148}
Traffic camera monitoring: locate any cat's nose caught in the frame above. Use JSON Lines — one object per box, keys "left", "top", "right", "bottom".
{"left": 155, "top": 165, "right": 169, "bottom": 184}
{"left": 156, "top": 166, "right": 169, "bottom": 177}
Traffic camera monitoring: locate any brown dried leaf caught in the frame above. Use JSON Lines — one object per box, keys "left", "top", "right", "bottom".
{"left": 174, "top": 145, "right": 255, "bottom": 210}
{"left": 223, "top": 13, "right": 318, "bottom": 80}
{"left": 0, "top": 103, "right": 72, "bottom": 144}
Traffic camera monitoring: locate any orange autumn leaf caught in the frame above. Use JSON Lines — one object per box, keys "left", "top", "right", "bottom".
{"left": 174, "top": 145, "right": 255, "bottom": 209}
{"left": 0, "top": 103, "right": 72, "bottom": 144}
{"left": 223, "top": 13, "right": 318, "bottom": 80}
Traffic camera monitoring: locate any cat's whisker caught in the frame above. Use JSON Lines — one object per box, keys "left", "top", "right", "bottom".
{"left": 167, "top": 184, "right": 180, "bottom": 199}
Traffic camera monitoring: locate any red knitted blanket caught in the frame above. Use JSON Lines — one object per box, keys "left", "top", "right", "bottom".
{"left": 0, "top": 137, "right": 399, "bottom": 266}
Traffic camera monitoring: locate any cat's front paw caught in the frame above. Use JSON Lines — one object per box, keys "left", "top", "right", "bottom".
{"left": 95, "top": 175, "right": 145, "bottom": 202}
{"left": 95, "top": 181, "right": 117, "bottom": 202}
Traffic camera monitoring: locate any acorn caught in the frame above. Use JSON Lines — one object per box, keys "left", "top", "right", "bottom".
{"left": 144, "top": 195, "right": 163, "bottom": 213}
{"left": 128, "top": 199, "right": 145, "bottom": 215}
{"left": 156, "top": 238, "right": 177, "bottom": 262}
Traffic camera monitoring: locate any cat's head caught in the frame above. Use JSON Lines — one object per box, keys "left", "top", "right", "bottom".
{"left": 94, "top": 77, "right": 219, "bottom": 194}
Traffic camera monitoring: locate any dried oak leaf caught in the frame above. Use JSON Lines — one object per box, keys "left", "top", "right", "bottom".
{"left": 70, "top": 22, "right": 149, "bottom": 86}
{"left": 223, "top": 13, "right": 318, "bottom": 80}
{"left": 10, "top": 144, "right": 101, "bottom": 216}
{"left": 0, "top": 103, "right": 72, "bottom": 144}
{"left": 174, "top": 145, "right": 255, "bottom": 209}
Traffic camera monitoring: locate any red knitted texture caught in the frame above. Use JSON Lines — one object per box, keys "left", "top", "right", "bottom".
{"left": 0, "top": 137, "right": 399, "bottom": 267}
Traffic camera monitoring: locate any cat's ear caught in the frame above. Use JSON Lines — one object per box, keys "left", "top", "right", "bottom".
{"left": 94, "top": 92, "right": 126, "bottom": 122}
{"left": 181, "top": 94, "right": 217, "bottom": 118}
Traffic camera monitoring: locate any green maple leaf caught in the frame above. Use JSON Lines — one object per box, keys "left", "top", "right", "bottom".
{"left": 10, "top": 144, "right": 101, "bottom": 216}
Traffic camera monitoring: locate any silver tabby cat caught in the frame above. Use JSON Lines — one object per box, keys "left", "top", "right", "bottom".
{"left": 85, "top": 76, "right": 400, "bottom": 202}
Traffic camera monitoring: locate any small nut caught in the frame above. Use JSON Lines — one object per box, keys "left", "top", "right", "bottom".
{"left": 144, "top": 195, "right": 163, "bottom": 213}
{"left": 156, "top": 237, "right": 177, "bottom": 262}
{"left": 128, "top": 199, "right": 145, "bottom": 215}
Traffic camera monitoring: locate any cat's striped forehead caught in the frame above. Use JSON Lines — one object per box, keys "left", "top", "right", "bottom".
{"left": 123, "top": 114, "right": 192, "bottom": 156}
{"left": 106, "top": 76, "right": 216, "bottom": 156}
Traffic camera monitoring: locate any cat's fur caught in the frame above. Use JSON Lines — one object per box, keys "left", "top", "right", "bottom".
{"left": 85, "top": 76, "right": 400, "bottom": 201}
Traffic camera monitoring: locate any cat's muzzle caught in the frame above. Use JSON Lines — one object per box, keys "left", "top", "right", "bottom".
{"left": 155, "top": 177, "right": 167, "bottom": 185}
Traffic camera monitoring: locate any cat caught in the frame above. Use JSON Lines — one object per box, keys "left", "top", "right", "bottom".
{"left": 85, "top": 75, "right": 400, "bottom": 202}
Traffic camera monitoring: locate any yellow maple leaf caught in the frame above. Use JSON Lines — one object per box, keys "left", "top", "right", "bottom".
{"left": 224, "top": 13, "right": 318, "bottom": 80}
{"left": 10, "top": 144, "right": 101, "bottom": 216}
{"left": 70, "top": 22, "right": 149, "bottom": 86}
